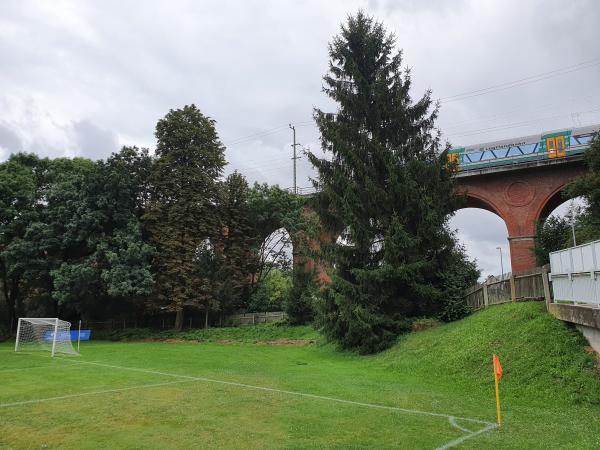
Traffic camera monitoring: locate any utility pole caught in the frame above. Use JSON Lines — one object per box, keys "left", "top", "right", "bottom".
{"left": 289, "top": 124, "right": 300, "bottom": 194}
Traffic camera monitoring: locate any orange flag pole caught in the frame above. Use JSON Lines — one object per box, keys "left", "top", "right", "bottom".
{"left": 493, "top": 353, "right": 503, "bottom": 426}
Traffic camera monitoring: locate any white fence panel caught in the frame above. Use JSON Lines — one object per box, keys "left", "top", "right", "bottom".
{"left": 549, "top": 240, "right": 600, "bottom": 306}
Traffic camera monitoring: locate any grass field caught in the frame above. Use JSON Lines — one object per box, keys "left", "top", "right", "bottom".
{"left": 2, "top": 302, "right": 600, "bottom": 449}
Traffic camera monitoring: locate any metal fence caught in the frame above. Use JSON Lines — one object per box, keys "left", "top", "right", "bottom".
{"left": 465, "top": 266, "right": 551, "bottom": 310}
{"left": 83, "top": 311, "right": 288, "bottom": 331}
{"left": 226, "top": 311, "right": 287, "bottom": 326}
{"left": 549, "top": 240, "right": 600, "bottom": 306}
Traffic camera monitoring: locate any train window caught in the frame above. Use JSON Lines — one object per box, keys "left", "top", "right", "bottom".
{"left": 556, "top": 136, "right": 566, "bottom": 157}
{"left": 546, "top": 138, "right": 556, "bottom": 158}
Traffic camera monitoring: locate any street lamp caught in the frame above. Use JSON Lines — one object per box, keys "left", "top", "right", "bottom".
{"left": 496, "top": 247, "right": 504, "bottom": 279}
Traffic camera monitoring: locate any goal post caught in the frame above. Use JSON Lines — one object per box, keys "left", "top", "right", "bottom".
{"left": 15, "top": 318, "right": 79, "bottom": 357}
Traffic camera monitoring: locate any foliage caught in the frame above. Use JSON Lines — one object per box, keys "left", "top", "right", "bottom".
{"left": 0, "top": 108, "right": 319, "bottom": 330}
{"left": 0, "top": 153, "right": 47, "bottom": 327}
{"left": 51, "top": 149, "right": 154, "bottom": 313}
{"left": 247, "top": 268, "right": 291, "bottom": 312}
{"left": 247, "top": 183, "right": 306, "bottom": 287}
{"left": 535, "top": 215, "right": 573, "bottom": 265}
{"left": 436, "top": 244, "right": 480, "bottom": 321}
{"left": 568, "top": 136, "right": 600, "bottom": 221}
{"left": 144, "top": 105, "right": 226, "bottom": 330}
{"left": 410, "top": 317, "right": 442, "bottom": 332}
{"left": 98, "top": 320, "right": 318, "bottom": 342}
{"left": 285, "top": 266, "right": 317, "bottom": 325}
{"left": 308, "top": 12, "right": 468, "bottom": 353}
{"left": 0, "top": 145, "right": 156, "bottom": 327}
{"left": 216, "top": 172, "right": 256, "bottom": 312}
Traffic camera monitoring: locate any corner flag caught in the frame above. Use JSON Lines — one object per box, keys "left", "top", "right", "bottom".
{"left": 493, "top": 353, "right": 503, "bottom": 380}
{"left": 493, "top": 353, "right": 503, "bottom": 425}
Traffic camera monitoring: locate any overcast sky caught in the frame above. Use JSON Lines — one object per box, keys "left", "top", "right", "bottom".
{"left": 1, "top": 0, "right": 600, "bottom": 278}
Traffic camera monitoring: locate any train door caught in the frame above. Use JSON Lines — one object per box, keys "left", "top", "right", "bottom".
{"left": 546, "top": 135, "right": 567, "bottom": 159}
{"left": 546, "top": 137, "right": 556, "bottom": 158}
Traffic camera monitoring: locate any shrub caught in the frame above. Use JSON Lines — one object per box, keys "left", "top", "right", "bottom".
{"left": 411, "top": 318, "right": 442, "bottom": 332}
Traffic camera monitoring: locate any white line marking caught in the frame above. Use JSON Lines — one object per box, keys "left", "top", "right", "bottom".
{"left": 0, "top": 366, "right": 53, "bottom": 373}
{"left": 436, "top": 423, "right": 498, "bottom": 450}
{"left": 448, "top": 416, "right": 474, "bottom": 434}
{"left": 0, "top": 379, "right": 193, "bottom": 408}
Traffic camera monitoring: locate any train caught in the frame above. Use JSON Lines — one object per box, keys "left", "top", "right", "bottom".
{"left": 448, "top": 124, "right": 599, "bottom": 172}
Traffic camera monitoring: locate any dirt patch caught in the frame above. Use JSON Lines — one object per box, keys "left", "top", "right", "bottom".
{"left": 140, "top": 338, "right": 201, "bottom": 344}
{"left": 254, "top": 339, "right": 318, "bottom": 346}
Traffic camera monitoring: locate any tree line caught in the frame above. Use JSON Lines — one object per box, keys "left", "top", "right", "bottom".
{"left": 0, "top": 107, "right": 312, "bottom": 333}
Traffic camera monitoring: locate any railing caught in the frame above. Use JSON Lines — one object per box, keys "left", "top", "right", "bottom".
{"left": 285, "top": 186, "right": 317, "bottom": 196}
{"left": 226, "top": 311, "right": 287, "bottom": 326}
{"left": 464, "top": 266, "right": 552, "bottom": 310}
{"left": 549, "top": 240, "right": 600, "bottom": 306}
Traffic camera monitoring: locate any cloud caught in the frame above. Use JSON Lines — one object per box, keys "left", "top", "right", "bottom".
{"left": 71, "top": 119, "right": 118, "bottom": 160}
{"left": 0, "top": 122, "right": 23, "bottom": 156}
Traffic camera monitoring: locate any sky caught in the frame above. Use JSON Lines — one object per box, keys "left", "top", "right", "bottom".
{"left": 1, "top": 0, "right": 599, "bottom": 278}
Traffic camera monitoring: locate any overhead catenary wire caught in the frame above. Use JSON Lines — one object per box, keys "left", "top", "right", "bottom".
{"left": 441, "top": 94, "right": 600, "bottom": 130}
{"left": 225, "top": 121, "right": 313, "bottom": 147}
{"left": 443, "top": 106, "right": 600, "bottom": 139}
{"left": 439, "top": 56, "right": 600, "bottom": 103}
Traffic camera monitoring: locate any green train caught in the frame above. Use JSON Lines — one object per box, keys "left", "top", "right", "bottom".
{"left": 448, "top": 124, "right": 599, "bottom": 172}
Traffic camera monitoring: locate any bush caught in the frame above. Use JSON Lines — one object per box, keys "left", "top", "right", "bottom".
{"left": 437, "top": 246, "right": 480, "bottom": 322}
{"left": 96, "top": 321, "right": 319, "bottom": 343}
{"left": 411, "top": 318, "right": 442, "bottom": 332}
{"left": 247, "top": 269, "right": 291, "bottom": 312}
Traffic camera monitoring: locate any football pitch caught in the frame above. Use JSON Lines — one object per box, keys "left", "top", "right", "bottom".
{"left": 0, "top": 341, "right": 498, "bottom": 449}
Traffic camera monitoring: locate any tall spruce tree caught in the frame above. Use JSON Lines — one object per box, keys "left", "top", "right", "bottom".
{"left": 309, "top": 12, "right": 462, "bottom": 353}
{"left": 145, "top": 105, "right": 226, "bottom": 330}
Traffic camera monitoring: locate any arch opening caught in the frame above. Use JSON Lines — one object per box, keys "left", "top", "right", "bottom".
{"left": 257, "top": 227, "right": 294, "bottom": 273}
{"left": 248, "top": 227, "right": 294, "bottom": 313}
{"left": 449, "top": 207, "right": 510, "bottom": 281}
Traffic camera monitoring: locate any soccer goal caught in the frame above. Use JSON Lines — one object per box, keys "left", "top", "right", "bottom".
{"left": 15, "top": 318, "right": 79, "bottom": 357}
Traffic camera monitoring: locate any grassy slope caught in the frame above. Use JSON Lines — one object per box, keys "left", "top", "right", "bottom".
{"left": 378, "top": 301, "right": 600, "bottom": 448}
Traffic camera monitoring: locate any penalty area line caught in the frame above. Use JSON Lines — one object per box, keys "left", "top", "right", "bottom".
{"left": 0, "top": 379, "right": 194, "bottom": 408}
{"left": 55, "top": 357, "right": 498, "bottom": 448}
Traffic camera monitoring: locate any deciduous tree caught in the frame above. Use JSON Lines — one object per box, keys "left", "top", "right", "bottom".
{"left": 145, "top": 105, "right": 226, "bottom": 330}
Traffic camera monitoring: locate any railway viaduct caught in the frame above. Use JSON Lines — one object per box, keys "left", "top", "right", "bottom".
{"left": 455, "top": 155, "right": 586, "bottom": 272}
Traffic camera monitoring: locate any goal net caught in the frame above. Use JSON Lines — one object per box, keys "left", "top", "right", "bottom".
{"left": 15, "top": 318, "right": 79, "bottom": 356}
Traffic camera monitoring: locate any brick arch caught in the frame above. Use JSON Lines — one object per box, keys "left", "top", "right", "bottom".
{"left": 536, "top": 183, "right": 576, "bottom": 224}
{"left": 460, "top": 191, "right": 504, "bottom": 218}
{"left": 455, "top": 161, "right": 586, "bottom": 272}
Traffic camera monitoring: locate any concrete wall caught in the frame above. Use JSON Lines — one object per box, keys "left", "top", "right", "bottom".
{"left": 548, "top": 303, "right": 600, "bottom": 352}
